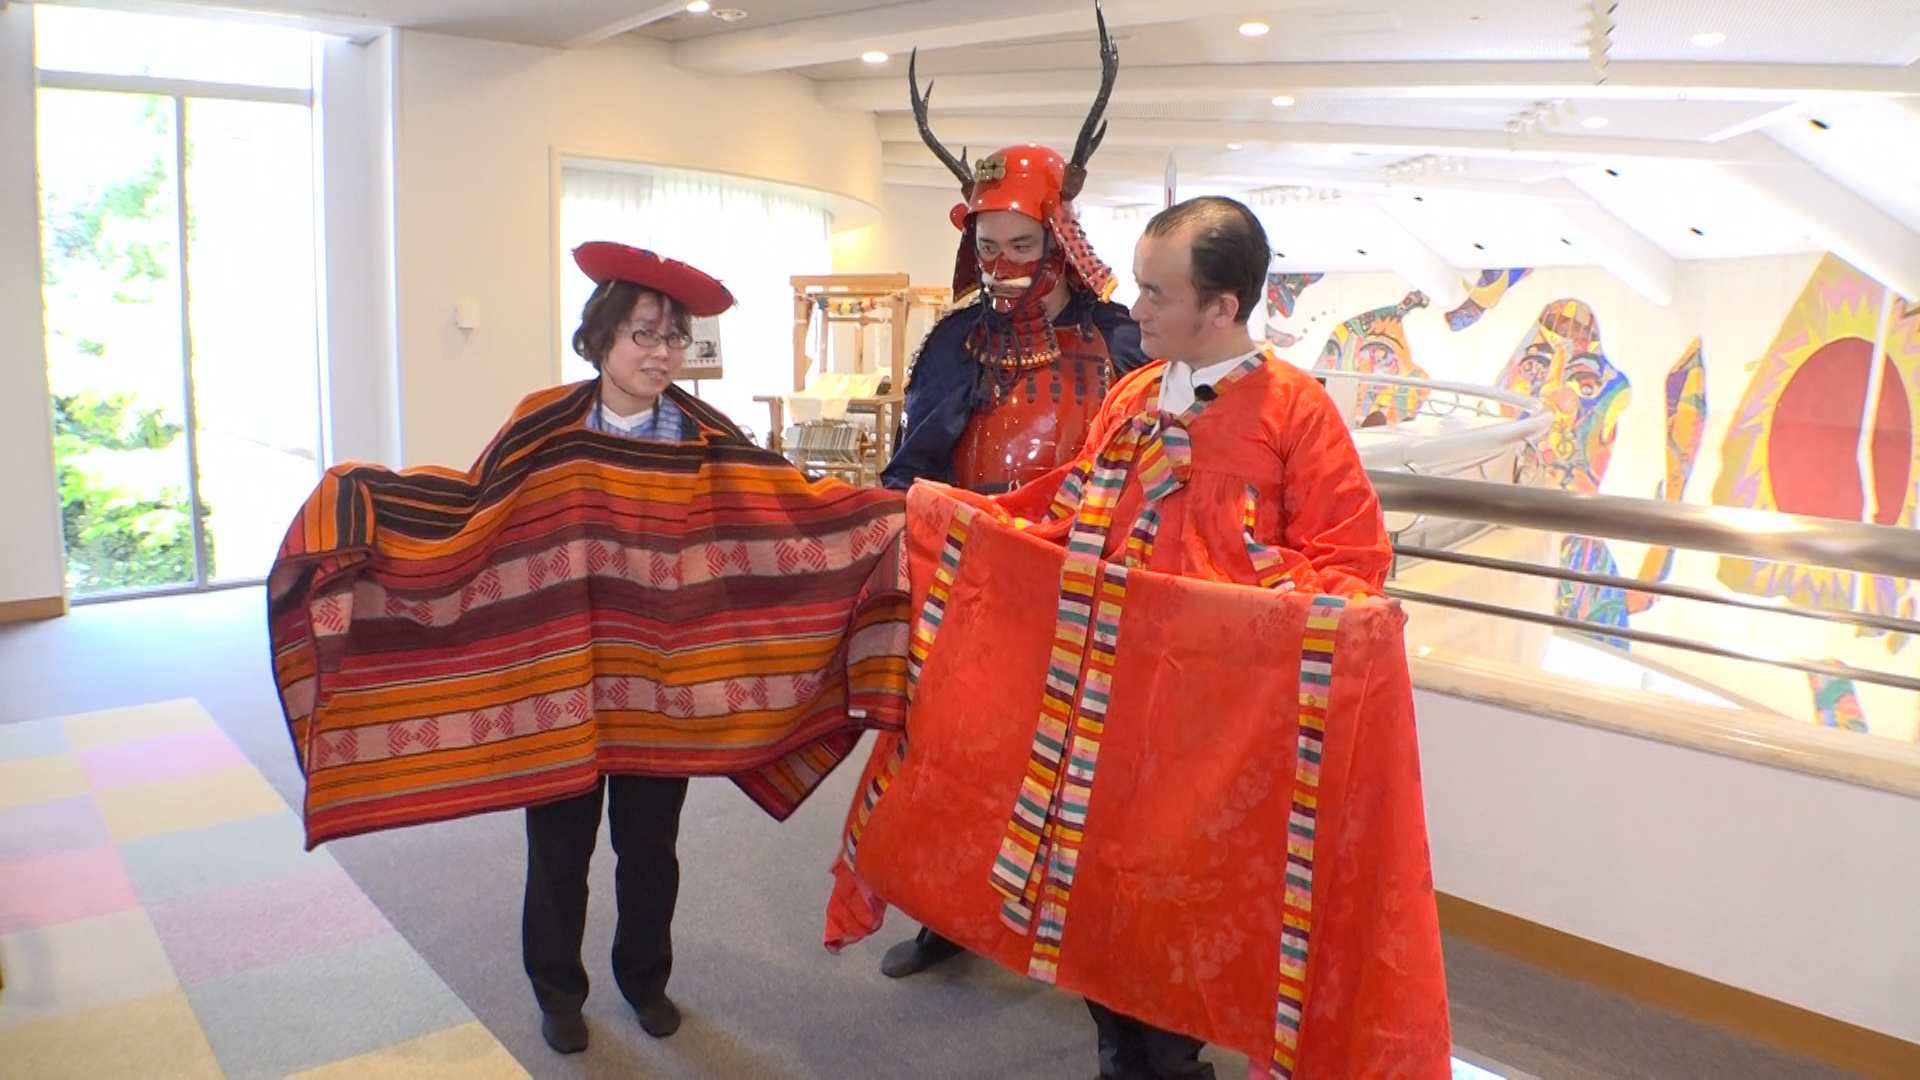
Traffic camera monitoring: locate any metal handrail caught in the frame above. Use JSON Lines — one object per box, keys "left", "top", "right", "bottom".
{"left": 1394, "top": 543, "right": 1920, "bottom": 639}
{"left": 1330, "top": 373, "right": 1555, "bottom": 473}
{"left": 1321, "top": 370, "right": 1545, "bottom": 414}
{"left": 1387, "top": 586, "right": 1920, "bottom": 694}
{"left": 1371, "top": 472, "right": 1920, "bottom": 581}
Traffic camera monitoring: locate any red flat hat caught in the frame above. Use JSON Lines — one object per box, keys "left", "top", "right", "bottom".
{"left": 572, "top": 241, "right": 735, "bottom": 317}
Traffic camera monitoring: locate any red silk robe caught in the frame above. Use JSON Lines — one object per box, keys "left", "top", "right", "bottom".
{"left": 1002, "top": 349, "right": 1391, "bottom": 594}
{"left": 827, "top": 348, "right": 1447, "bottom": 1078}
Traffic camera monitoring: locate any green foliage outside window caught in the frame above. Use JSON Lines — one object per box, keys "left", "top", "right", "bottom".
{"left": 41, "top": 94, "right": 211, "bottom": 593}
{"left": 51, "top": 391, "right": 206, "bottom": 592}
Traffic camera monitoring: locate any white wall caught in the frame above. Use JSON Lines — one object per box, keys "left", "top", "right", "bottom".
{"left": 318, "top": 34, "right": 402, "bottom": 468}
{"left": 0, "top": 7, "right": 69, "bottom": 606}
{"left": 389, "top": 31, "right": 882, "bottom": 469}
{"left": 832, "top": 182, "right": 963, "bottom": 289}
{"left": 1418, "top": 690, "right": 1920, "bottom": 1043}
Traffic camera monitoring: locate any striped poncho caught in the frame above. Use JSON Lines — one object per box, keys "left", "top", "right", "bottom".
{"left": 268, "top": 382, "right": 910, "bottom": 848}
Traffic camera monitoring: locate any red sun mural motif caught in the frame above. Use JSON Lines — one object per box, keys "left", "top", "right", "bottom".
{"left": 1764, "top": 337, "right": 1911, "bottom": 526}
{"left": 1715, "top": 255, "right": 1920, "bottom": 610}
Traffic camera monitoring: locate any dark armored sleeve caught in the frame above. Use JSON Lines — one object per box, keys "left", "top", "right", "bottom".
{"left": 1091, "top": 298, "right": 1151, "bottom": 375}
{"left": 881, "top": 309, "right": 977, "bottom": 491}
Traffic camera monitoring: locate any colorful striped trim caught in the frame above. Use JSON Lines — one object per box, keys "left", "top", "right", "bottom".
{"left": 1123, "top": 508, "right": 1161, "bottom": 569}
{"left": 906, "top": 507, "right": 975, "bottom": 697}
{"left": 1025, "top": 561, "right": 1129, "bottom": 984}
{"left": 991, "top": 424, "right": 1141, "bottom": 930}
{"left": 1131, "top": 419, "right": 1189, "bottom": 505}
{"left": 842, "top": 507, "right": 974, "bottom": 870}
{"left": 989, "top": 551, "right": 1099, "bottom": 928}
{"left": 1269, "top": 595, "right": 1346, "bottom": 1080}
{"left": 1243, "top": 485, "right": 1298, "bottom": 592}
{"left": 1048, "top": 460, "right": 1096, "bottom": 523}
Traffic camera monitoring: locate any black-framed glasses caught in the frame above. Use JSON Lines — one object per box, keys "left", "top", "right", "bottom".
{"left": 626, "top": 325, "right": 694, "bottom": 351}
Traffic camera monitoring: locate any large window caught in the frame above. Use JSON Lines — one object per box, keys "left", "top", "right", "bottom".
{"left": 558, "top": 161, "right": 834, "bottom": 434}
{"left": 35, "top": 4, "right": 323, "bottom": 597}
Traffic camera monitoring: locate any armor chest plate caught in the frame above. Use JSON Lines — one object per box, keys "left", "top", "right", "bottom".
{"left": 953, "top": 323, "right": 1113, "bottom": 493}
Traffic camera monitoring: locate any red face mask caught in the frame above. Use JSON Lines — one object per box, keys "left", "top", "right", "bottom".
{"left": 979, "top": 248, "right": 1066, "bottom": 316}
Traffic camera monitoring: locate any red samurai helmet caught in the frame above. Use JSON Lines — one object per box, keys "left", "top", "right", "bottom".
{"left": 910, "top": 6, "right": 1120, "bottom": 316}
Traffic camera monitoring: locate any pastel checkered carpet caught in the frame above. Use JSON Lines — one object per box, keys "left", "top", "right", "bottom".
{"left": 0, "top": 699, "right": 526, "bottom": 1078}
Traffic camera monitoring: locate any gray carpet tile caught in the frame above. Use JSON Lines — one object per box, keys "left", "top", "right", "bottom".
{"left": 0, "top": 588, "right": 1863, "bottom": 1078}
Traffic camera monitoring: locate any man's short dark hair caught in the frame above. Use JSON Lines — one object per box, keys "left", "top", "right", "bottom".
{"left": 1143, "top": 196, "right": 1269, "bottom": 326}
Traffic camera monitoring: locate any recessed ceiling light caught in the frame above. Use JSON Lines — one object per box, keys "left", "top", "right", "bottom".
{"left": 1690, "top": 31, "right": 1726, "bottom": 47}
{"left": 861, "top": 51, "right": 888, "bottom": 64}
{"left": 1271, "top": 94, "right": 1297, "bottom": 108}
{"left": 1240, "top": 21, "right": 1270, "bottom": 37}
{"left": 1582, "top": 116, "right": 1609, "bottom": 129}
{"left": 686, "top": 1, "right": 710, "bottom": 12}
{"left": 1226, "top": 142, "right": 1243, "bottom": 150}
{"left": 712, "top": 7, "right": 748, "bottom": 21}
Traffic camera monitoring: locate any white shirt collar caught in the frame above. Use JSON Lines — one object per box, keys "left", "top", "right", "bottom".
{"left": 1161, "top": 347, "right": 1263, "bottom": 414}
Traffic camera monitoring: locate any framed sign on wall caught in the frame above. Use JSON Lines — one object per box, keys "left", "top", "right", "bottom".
{"left": 684, "top": 315, "right": 723, "bottom": 381}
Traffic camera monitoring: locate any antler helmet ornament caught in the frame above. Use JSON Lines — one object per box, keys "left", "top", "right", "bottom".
{"left": 908, "top": 3, "right": 1119, "bottom": 209}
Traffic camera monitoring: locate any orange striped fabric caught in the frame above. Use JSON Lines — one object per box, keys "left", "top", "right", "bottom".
{"left": 269, "top": 381, "right": 912, "bottom": 847}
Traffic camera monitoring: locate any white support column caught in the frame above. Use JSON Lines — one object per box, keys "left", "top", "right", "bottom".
{"left": 824, "top": 61, "right": 1920, "bottom": 113}
{"left": 1728, "top": 161, "right": 1920, "bottom": 302}
{"left": 873, "top": 113, "right": 1761, "bottom": 165}
{"left": 318, "top": 34, "right": 404, "bottom": 468}
{"left": 675, "top": 0, "right": 1293, "bottom": 74}
{"left": 0, "top": 4, "right": 72, "bottom": 607}
{"left": 1354, "top": 203, "right": 1471, "bottom": 311}
{"left": 1544, "top": 180, "right": 1679, "bottom": 306}
{"left": 565, "top": 2, "right": 686, "bottom": 50}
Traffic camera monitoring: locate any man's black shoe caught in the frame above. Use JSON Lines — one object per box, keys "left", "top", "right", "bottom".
{"left": 880, "top": 928, "right": 963, "bottom": 978}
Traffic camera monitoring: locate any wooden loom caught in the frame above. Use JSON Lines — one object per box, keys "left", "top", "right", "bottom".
{"left": 757, "top": 273, "right": 949, "bottom": 485}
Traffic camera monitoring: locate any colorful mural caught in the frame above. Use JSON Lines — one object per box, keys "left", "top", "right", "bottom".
{"left": 1663, "top": 340, "right": 1707, "bottom": 502}
{"left": 1713, "top": 255, "right": 1920, "bottom": 613}
{"left": 1809, "top": 671, "right": 1870, "bottom": 734}
{"left": 1559, "top": 536, "right": 1635, "bottom": 650}
{"left": 1492, "top": 303, "right": 1709, "bottom": 645}
{"left": 1266, "top": 271, "right": 1323, "bottom": 320}
{"left": 1631, "top": 340, "right": 1708, "bottom": 587}
{"left": 1552, "top": 342, "right": 1705, "bottom": 643}
{"left": 1262, "top": 272, "right": 1321, "bottom": 348}
{"left": 1446, "top": 268, "right": 1533, "bottom": 331}
{"left": 1316, "top": 290, "right": 1432, "bottom": 422}
{"left": 1496, "top": 299, "right": 1631, "bottom": 496}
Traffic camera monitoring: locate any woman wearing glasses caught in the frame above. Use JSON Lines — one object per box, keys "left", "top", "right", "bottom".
{"left": 522, "top": 241, "right": 739, "bottom": 1055}
{"left": 572, "top": 241, "right": 724, "bottom": 441}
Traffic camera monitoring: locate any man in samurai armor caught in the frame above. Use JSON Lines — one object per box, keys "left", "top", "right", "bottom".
{"left": 875, "top": 12, "right": 1150, "bottom": 981}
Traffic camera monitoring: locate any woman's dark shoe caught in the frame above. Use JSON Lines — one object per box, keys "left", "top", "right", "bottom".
{"left": 541, "top": 1011, "right": 589, "bottom": 1054}
{"left": 633, "top": 994, "right": 682, "bottom": 1038}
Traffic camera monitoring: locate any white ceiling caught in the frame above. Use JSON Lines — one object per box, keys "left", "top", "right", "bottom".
{"left": 47, "top": 0, "right": 1920, "bottom": 299}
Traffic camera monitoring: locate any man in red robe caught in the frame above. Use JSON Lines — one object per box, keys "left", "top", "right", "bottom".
{"left": 999, "top": 197, "right": 1390, "bottom": 595}
{"left": 1026, "top": 195, "right": 1394, "bottom": 1078}
{"left": 829, "top": 197, "right": 1442, "bottom": 1080}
